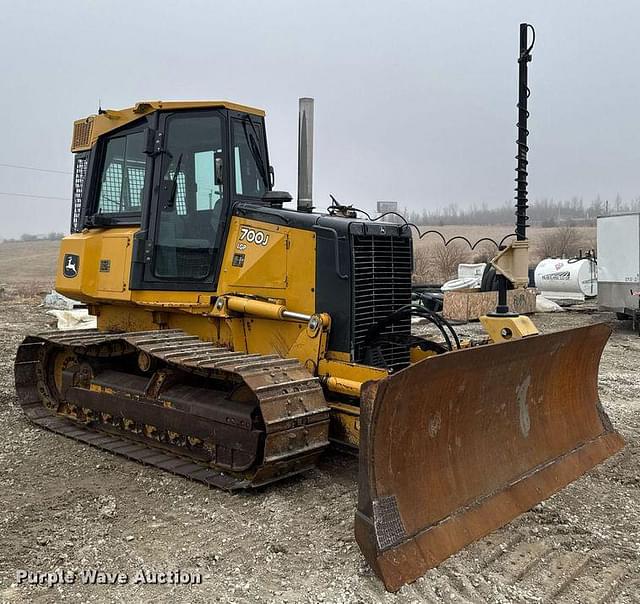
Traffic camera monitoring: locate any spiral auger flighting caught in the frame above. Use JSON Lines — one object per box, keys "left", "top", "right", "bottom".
{"left": 334, "top": 204, "right": 518, "bottom": 252}
{"left": 515, "top": 23, "right": 535, "bottom": 241}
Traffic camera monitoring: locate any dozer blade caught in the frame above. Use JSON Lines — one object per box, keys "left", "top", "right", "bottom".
{"left": 355, "top": 322, "right": 624, "bottom": 592}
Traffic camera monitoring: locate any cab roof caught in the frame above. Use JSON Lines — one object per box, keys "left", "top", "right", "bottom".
{"left": 71, "top": 100, "right": 265, "bottom": 152}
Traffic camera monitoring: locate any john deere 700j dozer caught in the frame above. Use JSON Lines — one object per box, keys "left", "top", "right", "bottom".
{"left": 14, "top": 24, "right": 622, "bottom": 591}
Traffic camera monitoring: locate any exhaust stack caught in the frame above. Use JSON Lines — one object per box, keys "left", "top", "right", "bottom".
{"left": 297, "top": 97, "right": 314, "bottom": 212}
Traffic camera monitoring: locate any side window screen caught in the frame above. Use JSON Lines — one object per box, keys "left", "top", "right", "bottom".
{"left": 97, "top": 131, "right": 146, "bottom": 214}
{"left": 232, "top": 120, "right": 266, "bottom": 198}
{"left": 70, "top": 152, "right": 89, "bottom": 232}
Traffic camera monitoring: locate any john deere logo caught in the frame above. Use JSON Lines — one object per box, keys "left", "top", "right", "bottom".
{"left": 63, "top": 254, "right": 80, "bottom": 278}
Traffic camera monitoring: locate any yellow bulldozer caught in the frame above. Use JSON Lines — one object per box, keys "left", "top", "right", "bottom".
{"left": 14, "top": 24, "right": 622, "bottom": 591}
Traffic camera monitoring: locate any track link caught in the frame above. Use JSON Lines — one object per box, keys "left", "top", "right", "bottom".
{"left": 14, "top": 329, "right": 330, "bottom": 490}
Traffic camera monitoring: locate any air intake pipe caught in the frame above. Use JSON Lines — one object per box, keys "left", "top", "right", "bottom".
{"left": 297, "top": 97, "right": 314, "bottom": 212}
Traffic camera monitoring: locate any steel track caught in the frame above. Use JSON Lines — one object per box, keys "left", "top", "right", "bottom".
{"left": 14, "top": 329, "right": 330, "bottom": 490}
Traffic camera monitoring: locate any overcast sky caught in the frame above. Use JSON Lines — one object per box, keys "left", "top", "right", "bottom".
{"left": 1, "top": 1, "right": 638, "bottom": 238}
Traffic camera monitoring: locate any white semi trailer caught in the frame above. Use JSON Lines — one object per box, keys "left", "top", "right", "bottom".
{"left": 597, "top": 213, "right": 640, "bottom": 326}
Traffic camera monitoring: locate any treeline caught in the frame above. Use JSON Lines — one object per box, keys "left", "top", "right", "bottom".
{"left": 2, "top": 232, "right": 65, "bottom": 243}
{"left": 402, "top": 196, "right": 640, "bottom": 226}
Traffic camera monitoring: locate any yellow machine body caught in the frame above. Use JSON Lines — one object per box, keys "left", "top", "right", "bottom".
{"left": 54, "top": 218, "right": 385, "bottom": 396}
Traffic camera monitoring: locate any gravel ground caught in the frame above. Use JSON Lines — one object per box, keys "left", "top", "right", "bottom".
{"left": 0, "top": 298, "right": 638, "bottom": 603}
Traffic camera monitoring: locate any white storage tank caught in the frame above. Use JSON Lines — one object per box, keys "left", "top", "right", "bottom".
{"left": 597, "top": 213, "right": 640, "bottom": 315}
{"left": 534, "top": 257, "right": 597, "bottom": 302}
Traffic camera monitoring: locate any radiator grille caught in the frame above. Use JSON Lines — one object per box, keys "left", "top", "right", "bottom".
{"left": 70, "top": 153, "right": 89, "bottom": 233}
{"left": 352, "top": 234, "right": 412, "bottom": 372}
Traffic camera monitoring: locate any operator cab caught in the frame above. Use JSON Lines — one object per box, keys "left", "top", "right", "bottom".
{"left": 70, "top": 101, "right": 272, "bottom": 291}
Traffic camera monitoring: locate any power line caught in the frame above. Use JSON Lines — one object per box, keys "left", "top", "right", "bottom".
{"left": 0, "top": 163, "right": 71, "bottom": 175}
{"left": 0, "top": 191, "right": 67, "bottom": 201}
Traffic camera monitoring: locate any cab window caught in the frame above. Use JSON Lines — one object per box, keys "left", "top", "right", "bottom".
{"left": 232, "top": 119, "right": 266, "bottom": 198}
{"left": 96, "top": 131, "right": 146, "bottom": 215}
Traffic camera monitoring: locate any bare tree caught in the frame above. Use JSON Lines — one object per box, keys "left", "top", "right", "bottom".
{"left": 405, "top": 196, "right": 640, "bottom": 227}
{"left": 472, "top": 242, "right": 497, "bottom": 263}
{"left": 429, "top": 242, "right": 470, "bottom": 283}
{"left": 412, "top": 246, "right": 431, "bottom": 284}
{"left": 536, "top": 225, "right": 579, "bottom": 258}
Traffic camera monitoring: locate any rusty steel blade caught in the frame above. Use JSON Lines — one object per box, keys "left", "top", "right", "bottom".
{"left": 355, "top": 323, "right": 624, "bottom": 592}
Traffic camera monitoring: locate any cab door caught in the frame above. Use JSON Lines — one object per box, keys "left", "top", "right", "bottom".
{"left": 133, "top": 109, "right": 229, "bottom": 291}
